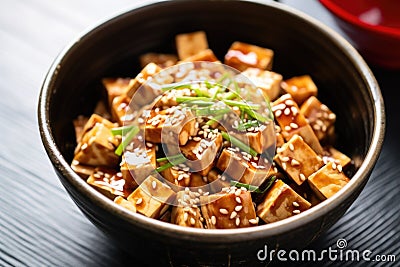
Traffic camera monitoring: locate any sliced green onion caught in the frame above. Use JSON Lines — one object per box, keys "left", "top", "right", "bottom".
{"left": 155, "top": 154, "right": 187, "bottom": 172}
{"left": 161, "top": 82, "right": 193, "bottom": 91}
{"left": 111, "top": 125, "right": 136, "bottom": 136}
{"left": 184, "top": 100, "right": 215, "bottom": 107}
{"left": 206, "top": 114, "right": 225, "bottom": 126}
{"left": 237, "top": 121, "right": 261, "bottom": 131}
{"left": 230, "top": 176, "right": 276, "bottom": 193}
{"left": 221, "top": 131, "right": 258, "bottom": 157}
{"left": 196, "top": 106, "right": 231, "bottom": 116}
{"left": 216, "top": 73, "right": 229, "bottom": 84}
{"left": 156, "top": 154, "right": 185, "bottom": 163}
{"left": 175, "top": 96, "right": 212, "bottom": 103}
{"left": 244, "top": 109, "right": 269, "bottom": 123}
{"left": 114, "top": 126, "right": 140, "bottom": 156}
{"left": 222, "top": 99, "right": 260, "bottom": 110}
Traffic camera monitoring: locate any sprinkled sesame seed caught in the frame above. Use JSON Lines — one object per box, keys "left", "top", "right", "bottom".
{"left": 290, "top": 123, "right": 298, "bottom": 129}
{"left": 235, "top": 197, "right": 242, "bottom": 204}
{"left": 81, "top": 143, "right": 88, "bottom": 150}
{"left": 299, "top": 173, "right": 306, "bottom": 181}
{"left": 284, "top": 108, "right": 291, "bottom": 116}
{"left": 282, "top": 162, "right": 287, "bottom": 170}
{"left": 249, "top": 218, "right": 258, "bottom": 225}
{"left": 291, "top": 159, "right": 300, "bottom": 166}
{"left": 284, "top": 125, "right": 292, "bottom": 131}
{"left": 275, "top": 110, "right": 282, "bottom": 117}
{"left": 219, "top": 208, "right": 228, "bottom": 215}
{"left": 152, "top": 180, "right": 157, "bottom": 189}
{"left": 136, "top": 198, "right": 143, "bottom": 205}
{"left": 230, "top": 211, "right": 238, "bottom": 219}
{"left": 281, "top": 156, "right": 290, "bottom": 162}
{"left": 328, "top": 113, "right": 336, "bottom": 120}
{"left": 190, "top": 218, "right": 196, "bottom": 225}
{"left": 183, "top": 212, "right": 188, "bottom": 222}
{"left": 293, "top": 201, "right": 300, "bottom": 207}
{"left": 337, "top": 164, "right": 343, "bottom": 172}
{"left": 235, "top": 189, "right": 241, "bottom": 196}
{"left": 211, "top": 215, "right": 216, "bottom": 225}
{"left": 291, "top": 107, "right": 298, "bottom": 115}
{"left": 93, "top": 173, "right": 101, "bottom": 179}
{"left": 235, "top": 205, "right": 243, "bottom": 212}
{"left": 332, "top": 162, "right": 337, "bottom": 170}
{"left": 289, "top": 143, "right": 295, "bottom": 151}
{"left": 235, "top": 217, "right": 240, "bottom": 226}
{"left": 293, "top": 209, "right": 301, "bottom": 214}
{"left": 193, "top": 137, "right": 201, "bottom": 142}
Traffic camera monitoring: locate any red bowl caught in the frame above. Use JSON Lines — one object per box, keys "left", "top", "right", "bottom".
{"left": 320, "top": 0, "right": 400, "bottom": 69}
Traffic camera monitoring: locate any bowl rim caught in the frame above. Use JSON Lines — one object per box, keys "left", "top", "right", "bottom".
{"left": 319, "top": 0, "right": 400, "bottom": 38}
{"left": 38, "top": 0, "right": 385, "bottom": 243}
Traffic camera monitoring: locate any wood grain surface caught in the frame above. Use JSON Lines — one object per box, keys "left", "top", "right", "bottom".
{"left": 1, "top": 0, "right": 398, "bottom": 266}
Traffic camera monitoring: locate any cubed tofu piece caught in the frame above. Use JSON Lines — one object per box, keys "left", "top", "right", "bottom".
{"left": 73, "top": 120, "right": 120, "bottom": 168}
{"left": 171, "top": 191, "right": 204, "bottom": 228}
{"left": 114, "top": 196, "right": 137, "bottom": 213}
{"left": 300, "top": 96, "right": 336, "bottom": 142}
{"left": 242, "top": 68, "right": 282, "bottom": 101}
{"left": 216, "top": 148, "right": 270, "bottom": 186}
{"left": 176, "top": 31, "right": 209, "bottom": 60}
{"left": 224, "top": 41, "right": 274, "bottom": 71}
{"left": 71, "top": 160, "right": 95, "bottom": 179}
{"left": 142, "top": 108, "right": 196, "bottom": 146}
{"left": 124, "top": 63, "right": 162, "bottom": 99}
{"left": 111, "top": 94, "right": 136, "bottom": 126}
{"left": 180, "top": 132, "right": 223, "bottom": 176}
{"left": 231, "top": 122, "right": 275, "bottom": 154}
{"left": 160, "top": 163, "right": 191, "bottom": 188}
{"left": 139, "top": 53, "right": 178, "bottom": 68}
{"left": 200, "top": 188, "right": 258, "bottom": 229}
{"left": 274, "top": 135, "right": 324, "bottom": 185}
{"left": 127, "top": 175, "right": 176, "bottom": 219}
{"left": 281, "top": 75, "right": 318, "bottom": 105}
{"left": 189, "top": 172, "right": 209, "bottom": 188}
{"left": 121, "top": 142, "right": 157, "bottom": 187}
{"left": 322, "top": 147, "right": 351, "bottom": 167}
{"left": 180, "top": 49, "right": 219, "bottom": 62}
{"left": 73, "top": 115, "right": 89, "bottom": 143}
{"left": 272, "top": 94, "right": 323, "bottom": 154}
{"left": 308, "top": 162, "right": 350, "bottom": 199}
{"left": 87, "top": 168, "right": 131, "bottom": 199}
{"left": 257, "top": 179, "right": 311, "bottom": 223}
{"left": 102, "top": 77, "right": 133, "bottom": 105}
{"left": 80, "top": 114, "right": 117, "bottom": 137}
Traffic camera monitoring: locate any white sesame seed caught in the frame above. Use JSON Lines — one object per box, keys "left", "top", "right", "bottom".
{"left": 183, "top": 212, "right": 188, "bottom": 222}
{"left": 299, "top": 173, "right": 306, "bottom": 181}
{"left": 235, "top": 217, "right": 240, "bottom": 226}
{"left": 249, "top": 218, "right": 258, "bottom": 225}
{"left": 235, "top": 205, "right": 243, "bottom": 212}
{"left": 293, "top": 209, "right": 301, "bottom": 214}
{"left": 275, "top": 110, "right": 282, "bottom": 117}
{"left": 290, "top": 123, "right": 299, "bottom": 129}
{"left": 193, "top": 137, "right": 201, "bottom": 142}
{"left": 136, "top": 198, "right": 143, "bottom": 205}
{"left": 291, "top": 159, "right": 300, "bottom": 166}
{"left": 211, "top": 215, "right": 216, "bottom": 225}
{"left": 337, "top": 164, "right": 343, "bottom": 173}
{"left": 219, "top": 208, "right": 228, "bottom": 215}
{"left": 190, "top": 217, "right": 196, "bottom": 225}
{"left": 293, "top": 201, "right": 300, "bottom": 207}
{"left": 152, "top": 180, "right": 157, "bottom": 189}
{"left": 230, "top": 211, "right": 238, "bottom": 219}
{"left": 289, "top": 143, "right": 295, "bottom": 151}
{"left": 93, "top": 173, "right": 101, "bottom": 179}
{"left": 281, "top": 156, "right": 290, "bottom": 162}
{"left": 284, "top": 108, "right": 291, "bottom": 116}
{"left": 285, "top": 99, "right": 295, "bottom": 106}
{"left": 291, "top": 106, "right": 298, "bottom": 115}
{"left": 284, "top": 125, "right": 292, "bottom": 131}
{"left": 202, "top": 176, "right": 208, "bottom": 182}
{"left": 235, "top": 197, "right": 242, "bottom": 204}
{"left": 282, "top": 162, "right": 287, "bottom": 170}
{"left": 332, "top": 162, "right": 337, "bottom": 170}
{"left": 328, "top": 113, "right": 336, "bottom": 120}
{"left": 81, "top": 143, "right": 88, "bottom": 150}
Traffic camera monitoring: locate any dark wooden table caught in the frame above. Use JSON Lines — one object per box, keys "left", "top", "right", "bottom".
{"left": 1, "top": 0, "right": 398, "bottom": 266}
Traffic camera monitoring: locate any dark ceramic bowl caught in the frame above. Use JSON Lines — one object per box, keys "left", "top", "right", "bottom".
{"left": 320, "top": 0, "right": 400, "bottom": 69}
{"left": 38, "top": 0, "right": 385, "bottom": 265}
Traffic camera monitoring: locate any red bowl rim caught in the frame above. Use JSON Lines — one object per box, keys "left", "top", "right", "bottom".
{"left": 319, "top": 0, "right": 400, "bottom": 39}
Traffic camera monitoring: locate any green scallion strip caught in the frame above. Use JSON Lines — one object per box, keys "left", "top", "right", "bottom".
{"left": 237, "top": 121, "right": 261, "bottom": 131}
{"left": 221, "top": 131, "right": 258, "bottom": 157}
{"left": 216, "top": 73, "right": 229, "bottom": 84}
{"left": 114, "top": 126, "right": 139, "bottom": 156}
{"left": 196, "top": 107, "right": 231, "bottom": 116}
{"left": 111, "top": 125, "right": 136, "bottom": 136}
{"left": 244, "top": 109, "right": 269, "bottom": 123}
{"left": 222, "top": 99, "right": 260, "bottom": 110}
{"left": 156, "top": 154, "right": 185, "bottom": 163}
{"left": 206, "top": 114, "right": 225, "bottom": 126}
{"left": 175, "top": 96, "right": 212, "bottom": 103}
{"left": 230, "top": 176, "right": 276, "bottom": 193}
{"left": 184, "top": 100, "right": 215, "bottom": 107}
{"left": 155, "top": 154, "right": 187, "bottom": 173}
{"left": 192, "top": 87, "right": 211, "bottom": 98}
{"left": 161, "top": 82, "right": 193, "bottom": 91}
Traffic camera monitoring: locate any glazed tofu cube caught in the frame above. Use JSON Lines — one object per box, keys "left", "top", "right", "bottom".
{"left": 281, "top": 75, "right": 318, "bottom": 105}
{"left": 206, "top": 169, "right": 231, "bottom": 193}
{"left": 242, "top": 68, "right": 282, "bottom": 101}
{"left": 224, "top": 41, "right": 274, "bottom": 71}
{"left": 171, "top": 191, "right": 204, "bottom": 228}
{"left": 257, "top": 179, "right": 311, "bottom": 223}
{"left": 176, "top": 31, "right": 209, "bottom": 60}
{"left": 322, "top": 147, "right": 351, "bottom": 167}
{"left": 121, "top": 142, "right": 157, "bottom": 187}
{"left": 308, "top": 162, "right": 350, "bottom": 199}
{"left": 139, "top": 53, "right": 178, "bottom": 68}
{"left": 127, "top": 175, "right": 176, "bottom": 219}
{"left": 231, "top": 122, "right": 275, "bottom": 154}
{"left": 189, "top": 172, "right": 209, "bottom": 188}
{"left": 200, "top": 189, "right": 258, "bottom": 229}
{"left": 300, "top": 96, "right": 336, "bottom": 142}
{"left": 73, "top": 119, "right": 120, "bottom": 168}
{"left": 80, "top": 114, "right": 117, "bottom": 137}
{"left": 272, "top": 94, "right": 323, "bottom": 154}
{"left": 216, "top": 148, "right": 270, "bottom": 186}
{"left": 180, "top": 132, "right": 223, "bottom": 176}
{"left": 142, "top": 108, "right": 196, "bottom": 146}
{"left": 180, "top": 49, "right": 219, "bottom": 62}
{"left": 114, "top": 196, "right": 137, "bottom": 213}
{"left": 160, "top": 163, "right": 191, "bottom": 188}
{"left": 87, "top": 168, "right": 130, "bottom": 199}
{"left": 111, "top": 95, "right": 136, "bottom": 126}
{"left": 102, "top": 77, "right": 133, "bottom": 105}
{"left": 124, "top": 63, "right": 162, "bottom": 99}
{"left": 274, "top": 135, "right": 324, "bottom": 185}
